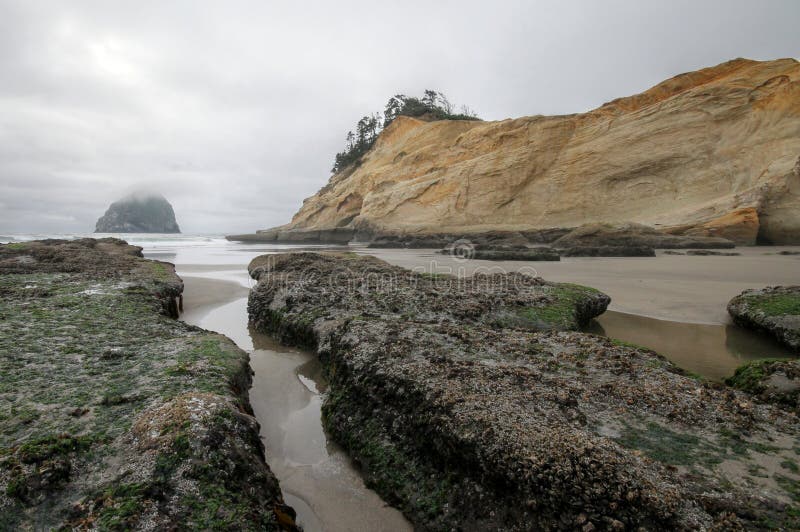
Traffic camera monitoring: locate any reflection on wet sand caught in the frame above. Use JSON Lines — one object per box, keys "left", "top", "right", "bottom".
{"left": 179, "top": 282, "right": 411, "bottom": 532}
{"left": 587, "top": 311, "right": 795, "bottom": 381}
{"left": 248, "top": 329, "right": 411, "bottom": 532}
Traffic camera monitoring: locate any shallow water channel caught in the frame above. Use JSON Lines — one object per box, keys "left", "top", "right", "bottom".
{"left": 179, "top": 282, "right": 412, "bottom": 532}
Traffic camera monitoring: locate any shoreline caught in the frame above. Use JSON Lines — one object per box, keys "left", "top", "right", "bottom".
{"left": 180, "top": 275, "right": 250, "bottom": 318}
{"left": 177, "top": 252, "right": 797, "bottom": 384}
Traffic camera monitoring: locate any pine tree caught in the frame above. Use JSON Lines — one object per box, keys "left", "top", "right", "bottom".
{"left": 331, "top": 90, "right": 480, "bottom": 174}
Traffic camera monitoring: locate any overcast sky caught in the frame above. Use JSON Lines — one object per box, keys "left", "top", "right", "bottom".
{"left": 0, "top": 0, "right": 798, "bottom": 234}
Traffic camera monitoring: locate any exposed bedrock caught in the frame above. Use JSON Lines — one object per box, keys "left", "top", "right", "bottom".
{"left": 0, "top": 239, "right": 293, "bottom": 530}
{"left": 551, "top": 223, "right": 735, "bottom": 250}
{"left": 248, "top": 252, "right": 800, "bottom": 530}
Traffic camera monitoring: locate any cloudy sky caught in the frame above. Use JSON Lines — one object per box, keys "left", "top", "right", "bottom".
{"left": 1, "top": 1, "right": 798, "bottom": 234}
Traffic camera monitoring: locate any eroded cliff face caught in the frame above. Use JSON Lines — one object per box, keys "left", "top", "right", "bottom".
{"left": 283, "top": 58, "right": 800, "bottom": 244}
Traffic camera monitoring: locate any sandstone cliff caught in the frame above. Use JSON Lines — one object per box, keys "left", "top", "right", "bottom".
{"left": 258, "top": 58, "right": 800, "bottom": 244}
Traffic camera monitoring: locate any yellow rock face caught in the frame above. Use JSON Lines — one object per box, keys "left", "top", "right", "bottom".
{"left": 288, "top": 58, "right": 800, "bottom": 244}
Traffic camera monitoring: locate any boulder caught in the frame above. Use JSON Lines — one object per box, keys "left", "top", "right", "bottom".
{"left": 728, "top": 286, "right": 800, "bottom": 351}
{"left": 727, "top": 359, "right": 800, "bottom": 413}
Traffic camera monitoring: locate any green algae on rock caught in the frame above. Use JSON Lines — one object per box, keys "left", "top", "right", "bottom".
{"left": 247, "top": 252, "right": 609, "bottom": 335}
{"left": 248, "top": 252, "right": 800, "bottom": 530}
{"left": 0, "top": 239, "right": 292, "bottom": 530}
{"left": 728, "top": 286, "right": 800, "bottom": 351}
{"left": 727, "top": 359, "right": 800, "bottom": 413}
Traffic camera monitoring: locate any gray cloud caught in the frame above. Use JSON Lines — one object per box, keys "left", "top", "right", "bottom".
{"left": 0, "top": 0, "right": 798, "bottom": 233}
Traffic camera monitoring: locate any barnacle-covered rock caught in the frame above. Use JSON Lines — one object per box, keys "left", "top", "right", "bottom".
{"left": 248, "top": 252, "right": 800, "bottom": 530}
{"left": 0, "top": 239, "right": 292, "bottom": 530}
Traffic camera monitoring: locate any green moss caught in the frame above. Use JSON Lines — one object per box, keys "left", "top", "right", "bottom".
{"left": 717, "top": 427, "right": 779, "bottom": 456}
{"left": 509, "top": 283, "right": 601, "bottom": 330}
{"left": 154, "top": 432, "right": 192, "bottom": 483}
{"left": 616, "top": 421, "right": 714, "bottom": 466}
{"left": 614, "top": 421, "right": 783, "bottom": 470}
{"left": 0, "top": 262, "right": 269, "bottom": 529}
{"left": 95, "top": 483, "right": 150, "bottom": 530}
{"left": 776, "top": 475, "right": 800, "bottom": 503}
{"left": 17, "top": 434, "right": 96, "bottom": 464}
{"left": 746, "top": 294, "right": 800, "bottom": 317}
{"left": 160, "top": 337, "right": 248, "bottom": 400}
{"left": 417, "top": 272, "right": 450, "bottom": 280}
{"left": 615, "top": 339, "right": 655, "bottom": 352}
{"left": 322, "top": 387, "right": 455, "bottom": 524}
{"left": 781, "top": 459, "right": 800, "bottom": 474}
{"left": 725, "top": 359, "right": 785, "bottom": 394}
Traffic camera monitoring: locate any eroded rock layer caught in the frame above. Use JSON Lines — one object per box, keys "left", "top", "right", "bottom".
{"left": 248, "top": 252, "right": 800, "bottom": 530}
{"left": 262, "top": 58, "right": 800, "bottom": 245}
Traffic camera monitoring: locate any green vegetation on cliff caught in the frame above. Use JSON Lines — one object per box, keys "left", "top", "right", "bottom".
{"left": 331, "top": 90, "right": 480, "bottom": 173}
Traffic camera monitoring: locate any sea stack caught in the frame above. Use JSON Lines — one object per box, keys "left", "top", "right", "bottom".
{"left": 95, "top": 192, "right": 181, "bottom": 233}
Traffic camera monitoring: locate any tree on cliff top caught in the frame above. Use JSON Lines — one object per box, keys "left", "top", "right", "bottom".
{"left": 331, "top": 90, "right": 479, "bottom": 173}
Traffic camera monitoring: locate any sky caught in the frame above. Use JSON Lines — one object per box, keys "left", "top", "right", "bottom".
{"left": 0, "top": 1, "right": 798, "bottom": 234}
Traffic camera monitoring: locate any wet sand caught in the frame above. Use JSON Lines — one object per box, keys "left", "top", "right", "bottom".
{"left": 249, "top": 331, "right": 411, "bottom": 532}
{"left": 363, "top": 246, "right": 800, "bottom": 324}
{"left": 180, "top": 275, "right": 249, "bottom": 316}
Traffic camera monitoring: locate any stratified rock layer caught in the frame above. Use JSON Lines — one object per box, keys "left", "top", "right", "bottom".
{"left": 266, "top": 58, "right": 800, "bottom": 245}
{"left": 248, "top": 252, "right": 800, "bottom": 530}
{"left": 0, "top": 239, "right": 291, "bottom": 530}
{"left": 552, "top": 223, "right": 735, "bottom": 250}
{"left": 95, "top": 193, "right": 181, "bottom": 233}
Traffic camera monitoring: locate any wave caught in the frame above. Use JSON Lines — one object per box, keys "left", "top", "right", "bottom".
{"left": 3, "top": 233, "right": 228, "bottom": 249}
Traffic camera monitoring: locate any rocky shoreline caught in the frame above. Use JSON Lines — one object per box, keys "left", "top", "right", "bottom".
{"left": 229, "top": 222, "right": 739, "bottom": 260}
{"left": 248, "top": 252, "right": 800, "bottom": 530}
{"left": 728, "top": 286, "right": 800, "bottom": 352}
{"left": 0, "top": 239, "right": 293, "bottom": 530}
{"left": 726, "top": 286, "right": 800, "bottom": 414}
